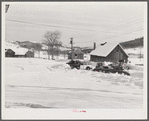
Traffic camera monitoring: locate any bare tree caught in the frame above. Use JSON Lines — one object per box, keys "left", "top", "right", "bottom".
{"left": 42, "top": 30, "right": 62, "bottom": 60}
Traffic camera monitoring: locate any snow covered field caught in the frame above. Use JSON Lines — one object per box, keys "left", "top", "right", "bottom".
{"left": 4, "top": 58, "right": 143, "bottom": 109}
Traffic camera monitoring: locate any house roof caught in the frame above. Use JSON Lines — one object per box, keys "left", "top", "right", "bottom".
{"left": 69, "top": 48, "right": 84, "bottom": 54}
{"left": 75, "top": 48, "right": 84, "bottom": 54}
{"left": 5, "top": 42, "right": 28, "bottom": 55}
{"left": 82, "top": 48, "right": 94, "bottom": 53}
{"left": 6, "top": 47, "right": 28, "bottom": 55}
{"left": 5, "top": 49, "right": 15, "bottom": 53}
{"left": 90, "top": 42, "right": 128, "bottom": 57}
{"left": 13, "top": 47, "right": 28, "bottom": 55}
{"left": 5, "top": 49, "right": 9, "bottom": 52}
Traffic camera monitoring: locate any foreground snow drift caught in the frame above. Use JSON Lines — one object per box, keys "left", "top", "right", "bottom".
{"left": 5, "top": 58, "right": 143, "bottom": 108}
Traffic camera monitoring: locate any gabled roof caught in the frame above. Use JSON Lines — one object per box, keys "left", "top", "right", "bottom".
{"left": 75, "top": 48, "right": 84, "bottom": 54}
{"left": 90, "top": 42, "right": 128, "bottom": 57}
{"left": 5, "top": 49, "right": 9, "bottom": 52}
{"left": 13, "top": 47, "right": 28, "bottom": 55}
{"left": 6, "top": 47, "right": 28, "bottom": 55}
{"left": 69, "top": 48, "right": 84, "bottom": 54}
{"left": 5, "top": 49, "right": 15, "bottom": 53}
{"left": 82, "top": 48, "right": 94, "bottom": 53}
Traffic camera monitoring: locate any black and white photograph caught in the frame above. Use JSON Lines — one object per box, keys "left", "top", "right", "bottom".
{"left": 2, "top": 1, "right": 147, "bottom": 119}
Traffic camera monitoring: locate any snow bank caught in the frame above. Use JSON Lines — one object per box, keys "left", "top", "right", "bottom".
{"left": 5, "top": 58, "right": 143, "bottom": 108}
{"left": 128, "top": 58, "right": 144, "bottom": 65}
{"left": 124, "top": 47, "right": 144, "bottom": 54}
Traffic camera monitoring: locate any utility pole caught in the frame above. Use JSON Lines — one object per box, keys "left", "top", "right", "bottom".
{"left": 70, "top": 37, "right": 74, "bottom": 60}
{"left": 140, "top": 47, "right": 141, "bottom": 62}
{"left": 93, "top": 42, "right": 96, "bottom": 50}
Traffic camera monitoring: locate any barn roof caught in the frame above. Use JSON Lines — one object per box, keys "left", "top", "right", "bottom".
{"left": 14, "top": 48, "right": 28, "bottom": 55}
{"left": 90, "top": 42, "right": 128, "bottom": 57}
{"left": 6, "top": 47, "right": 28, "bottom": 55}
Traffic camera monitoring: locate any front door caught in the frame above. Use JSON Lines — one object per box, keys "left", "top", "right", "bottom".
{"left": 115, "top": 52, "right": 119, "bottom": 62}
{"left": 119, "top": 52, "right": 123, "bottom": 61}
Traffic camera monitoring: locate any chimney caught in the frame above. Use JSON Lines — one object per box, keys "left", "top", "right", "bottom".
{"left": 93, "top": 42, "right": 96, "bottom": 50}
{"left": 101, "top": 42, "right": 107, "bottom": 46}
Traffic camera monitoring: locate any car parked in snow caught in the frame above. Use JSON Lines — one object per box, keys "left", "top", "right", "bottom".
{"left": 66, "top": 60, "right": 83, "bottom": 69}
{"left": 93, "top": 62, "right": 130, "bottom": 76}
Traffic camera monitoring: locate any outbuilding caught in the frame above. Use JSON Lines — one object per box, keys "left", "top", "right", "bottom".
{"left": 25, "top": 51, "right": 34, "bottom": 58}
{"left": 68, "top": 48, "right": 84, "bottom": 59}
{"left": 5, "top": 49, "right": 15, "bottom": 57}
{"left": 90, "top": 42, "right": 128, "bottom": 63}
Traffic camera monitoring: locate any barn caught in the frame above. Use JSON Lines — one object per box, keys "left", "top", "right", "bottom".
{"left": 90, "top": 42, "right": 128, "bottom": 63}
{"left": 5, "top": 49, "right": 15, "bottom": 57}
{"left": 68, "top": 48, "right": 84, "bottom": 59}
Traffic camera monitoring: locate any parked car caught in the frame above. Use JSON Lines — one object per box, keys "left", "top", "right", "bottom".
{"left": 93, "top": 66, "right": 113, "bottom": 72}
{"left": 66, "top": 60, "right": 83, "bottom": 69}
{"left": 93, "top": 63, "right": 130, "bottom": 76}
{"left": 85, "top": 66, "right": 92, "bottom": 70}
{"left": 109, "top": 65, "right": 130, "bottom": 76}
{"left": 92, "top": 62, "right": 104, "bottom": 72}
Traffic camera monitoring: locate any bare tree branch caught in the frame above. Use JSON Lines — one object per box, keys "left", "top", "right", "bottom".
{"left": 42, "top": 30, "right": 62, "bottom": 60}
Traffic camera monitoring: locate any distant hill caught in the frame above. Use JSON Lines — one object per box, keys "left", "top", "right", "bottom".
{"left": 16, "top": 41, "right": 38, "bottom": 49}
{"left": 12, "top": 37, "right": 143, "bottom": 54}
{"left": 120, "top": 37, "right": 143, "bottom": 49}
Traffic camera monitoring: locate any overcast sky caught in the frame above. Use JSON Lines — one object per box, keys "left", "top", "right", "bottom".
{"left": 5, "top": 2, "right": 146, "bottom": 47}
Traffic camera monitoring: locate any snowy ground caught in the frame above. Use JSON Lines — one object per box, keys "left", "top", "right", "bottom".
{"left": 124, "top": 47, "right": 144, "bottom": 55}
{"left": 5, "top": 58, "right": 143, "bottom": 109}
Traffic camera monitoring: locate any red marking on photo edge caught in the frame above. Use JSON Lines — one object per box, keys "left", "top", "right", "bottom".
{"left": 73, "top": 109, "right": 86, "bottom": 113}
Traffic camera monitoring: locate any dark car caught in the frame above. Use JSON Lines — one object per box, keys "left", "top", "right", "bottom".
{"left": 93, "top": 63, "right": 130, "bottom": 76}
{"left": 110, "top": 66, "right": 130, "bottom": 76}
{"left": 92, "top": 62, "right": 104, "bottom": 72}
{"left": 93, "top": 66, "right": 113, "bottom": 73}
{"left": 66, "top": 60, "right": 83, "bottom": 69}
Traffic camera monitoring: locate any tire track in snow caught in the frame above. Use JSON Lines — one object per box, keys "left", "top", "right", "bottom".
{"left": 5, "top": 102, "right": 56, "bottom": 108}
{"left": 6, "top": 85, "right": 142, "bottom": 95}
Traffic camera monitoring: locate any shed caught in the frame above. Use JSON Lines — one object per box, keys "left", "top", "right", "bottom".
{"left": 25, "top": 51, "right": 34, "bottom": 58}
{"left": 90, "top": 42, "right": 128, "bottom": 63}
{"left": 68, "top": 48, "right": 84, "bottom": 59}
{"left": 5, "top": 49, "right": 15, "bottom": 57}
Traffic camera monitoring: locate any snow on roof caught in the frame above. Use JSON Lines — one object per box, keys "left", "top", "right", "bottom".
{"left": 59, "top": 46, "right": 69, "bottom": 51}
{"left": 75, "top": 48, "right": 84, "bottom": 54}
{"left": 5, "top": 41, "right": 28, "bottom": 55}
{"left": 42, "top": 45, "right": 48, "bottom": 49}
{"left": 68, "top": 48, "right": 84, "bottom": 54}
{"left": 6, "top": 46, "right": 28, "bottom": 55}
{"left": 14, "top": 47, "right": 28, "bottom": 55}
{"left": 90, "top": 42, "right": 128, "bottom": 57}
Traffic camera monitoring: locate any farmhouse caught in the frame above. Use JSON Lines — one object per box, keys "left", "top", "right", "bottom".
{"left": 90, "top": 42, "right": 128, "bottom": 63}
{"left": 68, "top": 48, "right": 84, "bottom": 59}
